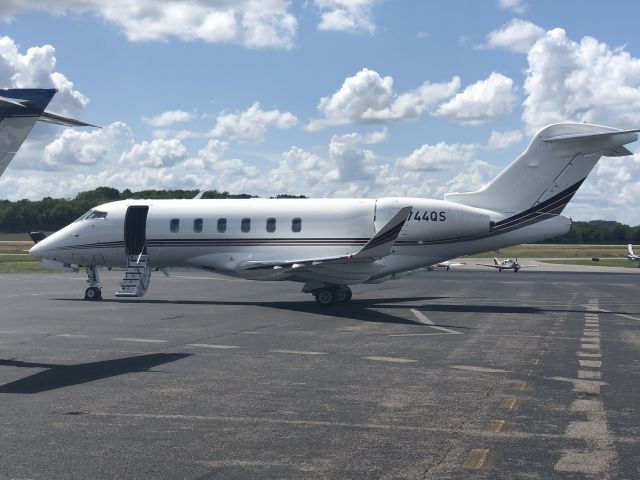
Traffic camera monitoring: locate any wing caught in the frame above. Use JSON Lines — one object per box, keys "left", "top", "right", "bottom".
{"left": 477, "top": 263, "right": 501, "bottom": 268}
{"left": 238, "top": 206, "right": 412, "bottom": 272}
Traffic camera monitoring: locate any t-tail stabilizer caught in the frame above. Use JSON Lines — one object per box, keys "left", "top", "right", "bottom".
{"left": 0, "top": 88, "right": 96, "bottom": 177}
{"left": 445, "top": 123, "right": 639, "bottom": 220}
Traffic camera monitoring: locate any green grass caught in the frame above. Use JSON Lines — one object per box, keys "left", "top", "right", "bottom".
{"left": 0, "top": 233, "right": 34, "bottom": 241}
{"left": 0, "top": 252, "right": 50, "bottom": 273}
{"left": 476, "top": 244, "right": 629, "bottom": 258}
{"left": 541, "top": 259, "right": 640, "bottom": 269}
{"left": 0, "top": 242, "right": 32, "bottom": 254}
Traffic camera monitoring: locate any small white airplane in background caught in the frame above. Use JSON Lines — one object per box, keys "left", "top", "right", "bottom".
{"left": 628, "top": 244, "right": 640, "bottom": 266}
{"left": 427, "top": 260, "right": 466, "bottom": 271}
{"left": 7, "top": 89, "right": 639, "bottom": 305}
{"left": 477, "top": 257, "right": 536, "bottom": 273}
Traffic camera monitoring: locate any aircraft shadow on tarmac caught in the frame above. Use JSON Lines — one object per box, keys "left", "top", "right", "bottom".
{"left": 0, "top": 353, "right": 191, "bottom": 394}
{"left": 59, "top": 295, "right": 482, "bottom": 328}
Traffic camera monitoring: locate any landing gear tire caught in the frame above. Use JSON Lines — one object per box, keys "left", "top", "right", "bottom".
{"left": 335, "top": 286, "right": 352, "bottom": 303}
{"left": 315, "top": 288, "right": 336, "bottom": 306}
{"left": 84, "top": 287, "right": 102, "bottom": 301}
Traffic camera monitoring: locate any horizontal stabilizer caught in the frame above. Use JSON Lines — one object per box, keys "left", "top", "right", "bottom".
{"left": 543, "top": 129, "right": 640, "bottom": 142}
{"left": 39, "top": 111, "right": 98, "bottom": 128}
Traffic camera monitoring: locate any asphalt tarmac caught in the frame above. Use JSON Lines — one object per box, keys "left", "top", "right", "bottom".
{"left": 0, "top": 268, "right": 639, "bottom": 479}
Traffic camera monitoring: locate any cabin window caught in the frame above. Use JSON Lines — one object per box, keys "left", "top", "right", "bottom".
{"left": 292, "top": 217, "right": 302, "bottom": 232}
{"left": 170, "top": 218, "right": 180, "bottom": 233}
{"left": 217, "top": 218, "right": 227, "bottom": 233}
{"left": 266, "top": 218, "right": 276, "bottom": 233}
{"left": 241, "top": 218, "right": 251, "bottom": 233}
{"left": 193, "top": 218, "right": 203, "bottom": 233}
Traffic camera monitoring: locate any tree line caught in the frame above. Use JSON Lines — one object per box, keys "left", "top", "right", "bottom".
{"left": 0, "top": 186, "right": 638, "bottom": 243}
{"left": 0, "top": 187, "right": 305, "bottom": 233}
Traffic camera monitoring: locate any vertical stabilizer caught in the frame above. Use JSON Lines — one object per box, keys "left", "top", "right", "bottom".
{"left": 445, "top": 123, "right": 639, "bottom": 217}
{"left": 0, "top": 89, "right": 57, "bottom": 177}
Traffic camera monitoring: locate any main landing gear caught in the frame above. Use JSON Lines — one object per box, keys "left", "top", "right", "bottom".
{"left": 313, "top": 285, "right": 352, "bottom": 306}
{"left": 84, "top": 265, "right": 102, "bottom": 301}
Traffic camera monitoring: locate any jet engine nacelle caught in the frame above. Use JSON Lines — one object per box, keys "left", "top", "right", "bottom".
{"left": 374, "top": 197, "right": 497, "bottom": 242}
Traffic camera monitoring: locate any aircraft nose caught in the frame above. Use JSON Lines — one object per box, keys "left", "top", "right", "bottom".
{"left": 29, "top": 242, "right": 44, "bottom": 258}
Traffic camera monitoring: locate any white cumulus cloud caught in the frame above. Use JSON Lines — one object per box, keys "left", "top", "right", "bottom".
{"left": 498, "top": 0, "right": 527, "bottom": 14}
{"left": 487, "top": 130, "right": 523, "bottom": 149}
{"left": 308, "top": 68, "right": 460, "bottom": 130}
{"left": 120, "top": 138, "right": 188, "bottom": 168}
{"left": 485, "top": 19, "right": 544, "bottom": 53}
{"left": 314, "top": 0, "right": 380, "bottom": 34}
{"left": 436, "top": 72, "right": 517, "bottom": 125}
{"left": 397, "top": 142, "right": 478, "bottom": 172}
{"left": 523, "top": 27, "right": 640, "bottom": 133}
{"left": 143, "top": 110, "right": 193, "bottom": 127}
{"left": 0, "top": 1, "right": 298, "bottom": 49}
{"left": 0, "top": 36, "right": 88, "bottom": 116}
{"left": 209, "top": 102, "right": 298, "bottom": 143}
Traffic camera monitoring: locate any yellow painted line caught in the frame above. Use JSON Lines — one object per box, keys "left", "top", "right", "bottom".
{"left": 501, "top": 397, "right": 520, "bottom": 410}
{"left": 463, "top": 448, "right": 492, "bottom": 469}
{"left": 486, "top": 420, "right": 506, "bottom": 432}
{"left": 513, "top": 380, "right": 530, "bottom": 391}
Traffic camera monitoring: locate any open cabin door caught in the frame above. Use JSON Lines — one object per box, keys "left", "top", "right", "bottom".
{"left": 124, "top": 206, "right": 148, "bottom": 256}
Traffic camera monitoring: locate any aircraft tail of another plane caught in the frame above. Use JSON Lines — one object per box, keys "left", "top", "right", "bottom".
{"left": 0, "top": 88, "right": 96, "bottom": 177}
{"left": 494, "top": 257, "right": 499, "bottom": 265}
{"left": 445, "top": 123, "right": 639, "bottom": 220}
{"left": 629, "top": 244, "right": 636, "bottom": 257}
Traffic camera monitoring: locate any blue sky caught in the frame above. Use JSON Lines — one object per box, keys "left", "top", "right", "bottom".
{"left": 1, "top": 0, "right": 640, "bottom": 224}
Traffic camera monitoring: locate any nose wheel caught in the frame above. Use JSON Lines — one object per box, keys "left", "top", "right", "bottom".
{"left": 84, "top": 265, "right": 103, "bottom": 301}
{"left": 84, "top": 286, "right": 102, "bottom": 301}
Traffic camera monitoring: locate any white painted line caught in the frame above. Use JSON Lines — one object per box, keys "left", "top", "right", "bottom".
{"left": 365, "top": 356, "right": 417, "bottom": 364}
{"left": 410, "top": 309, "right": 462, "bottom": 335}
{"left": 596, "top": 308, "right": 640, "bottom": 322}
{"left": 578, "top": 370, "right": 602, "bottom": 380}
{"left": 451, "top": 365, "right": 508, "bottom": 373}
{"left": 548, "top": 376, "right": 606, "bottom": 395}
{"left": 581, "top": 343, "right": 600, "bottom": 350}
{"left": 187, "top": 343, "right": 239, "bottom": 349}
{"left": 111, "top": 337, "right": 168, "bottom": 343}
{"left": 579, "top": 360, "right": 602, "bottom": 368}
{"left": 270, "top": 349, "right": 327, "bottom": 356}
{"left": 56, "top": 334, "right": 88, "bottom": 338}
{"left": 578, "top": 352, "right": 602, "bottom": 358}
{"left": 389, "top": 333, "right": 453, "bottom": 337}
{"left": 580, "top": 337, "right": 600, "bottom": 343}
{"left": 583, "top": 331, "right": 600, "bottom": 337}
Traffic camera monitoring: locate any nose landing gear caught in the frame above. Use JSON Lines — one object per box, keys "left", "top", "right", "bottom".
{"left": 84, "top": 265, "right": 102, "bottom": 301}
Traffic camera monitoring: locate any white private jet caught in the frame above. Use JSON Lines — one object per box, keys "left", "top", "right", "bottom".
{"left": 16, "top": 90, "right": 640, "bottom": 305}
{"left": 628, "top": 244, "right": 640, "bottom": 266}
{"left": 477, "top": 257, "right": 535, "bottom": 273}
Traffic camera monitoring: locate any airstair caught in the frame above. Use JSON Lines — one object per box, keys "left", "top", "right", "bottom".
{"left": 115, "top": 253, "right": 151, "bottom": 297}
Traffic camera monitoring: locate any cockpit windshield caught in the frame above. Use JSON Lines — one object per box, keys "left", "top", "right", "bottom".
{"left": 74, "top": 209, "right": 108, "bottom": 222}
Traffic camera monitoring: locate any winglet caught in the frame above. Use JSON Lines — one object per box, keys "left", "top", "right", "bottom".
{"left": 28, "top": 231, "right": 47, "bottom": 244}
{"left": 354, "top": 206, "right": 412, "bottom": 259}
